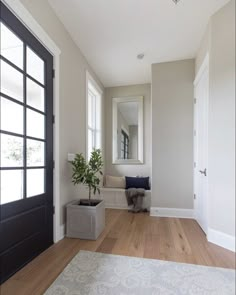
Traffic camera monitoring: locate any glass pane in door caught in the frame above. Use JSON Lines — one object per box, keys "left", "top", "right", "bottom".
{"left": 0, "top": 60, "right": 23, "bottom": 101}
{"left": 27, "top": 169, "right": 45, "bottom": 197}
{"left": 27, "top": 139, "right": 45, "bottom": 167}
{"left": 1, "top": 134, "right": 23, "bottom": 167}
{"left": 1, "top": 97, "right": 23, "bottom": 134}
{"left": 27, "top": 109, "right": 45, "bottom": 139}
{"left": 0, "top": 170, "right": 24, "bottom": 204}
{"left": 26, "top": 46, "right": 44, "bottom": 84}
{"left": 0, "top": 22, "right": 23, "bottom": 69}
{"left": 26, "top": 78, "right": 45, "bottom": 111}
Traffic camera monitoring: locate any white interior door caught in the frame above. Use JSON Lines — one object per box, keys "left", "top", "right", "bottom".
{"left": 194, "top": 59, "right": 209, "bottom": 234}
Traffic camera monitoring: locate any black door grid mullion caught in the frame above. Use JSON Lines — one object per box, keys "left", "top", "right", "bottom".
{"left": 23, "top": 42, "right": 27, "bottom": 200}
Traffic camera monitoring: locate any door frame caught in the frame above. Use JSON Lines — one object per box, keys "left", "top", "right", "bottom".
{"left": 2, "top": 0, "right": 62, "bottom": 242}
{"left": 193, "top": 53, "right": 209, "bottom": 234}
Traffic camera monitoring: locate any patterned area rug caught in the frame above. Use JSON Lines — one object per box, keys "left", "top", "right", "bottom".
{"left": 45, "top": 250, "right": 235, "bottom": 295}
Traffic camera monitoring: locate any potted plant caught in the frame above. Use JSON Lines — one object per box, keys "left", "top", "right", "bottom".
{"left": 66, "top": 149, "right": 105, "bottom": 240}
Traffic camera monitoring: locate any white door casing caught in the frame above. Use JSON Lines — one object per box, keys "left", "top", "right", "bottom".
{"left": 194, "top": 54, "right": 209, "bottom": 234}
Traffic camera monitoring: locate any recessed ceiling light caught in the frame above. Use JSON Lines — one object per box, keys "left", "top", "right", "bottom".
{"left": 172, "top": 0, "right": 181, "bottom": 4}
{"left": 137, "top": 53, "right": 144, "bottom": 60}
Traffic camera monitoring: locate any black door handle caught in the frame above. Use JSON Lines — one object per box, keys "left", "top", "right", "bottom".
{"left": 199, "top": 168, "right": 207, "bottom": 176}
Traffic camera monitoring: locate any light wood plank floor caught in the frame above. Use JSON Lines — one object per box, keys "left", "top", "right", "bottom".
{"left": 1, "top": 209, "right": 235, "bottom": 295}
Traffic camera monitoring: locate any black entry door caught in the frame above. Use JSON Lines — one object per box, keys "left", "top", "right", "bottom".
{"left": 0, "top": 3, "right": 54, "bottom": 284}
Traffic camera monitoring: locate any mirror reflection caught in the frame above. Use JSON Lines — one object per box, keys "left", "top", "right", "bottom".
{"left": 117, "top": 102, "right": 139, "bottom": 160}
{"left": 112, "top": 96, "right": 143, "bottom": 164}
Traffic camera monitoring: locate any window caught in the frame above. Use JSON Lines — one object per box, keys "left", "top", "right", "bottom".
{"left": 86, "top": 73, "right": 102, "bottom": 160}
{"left": 121, "top": 129, "right": 129, "bottom": 159}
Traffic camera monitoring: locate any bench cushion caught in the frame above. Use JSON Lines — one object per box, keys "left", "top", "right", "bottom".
{"left": 104, "top": 175, "right": 125, "bottom": 189}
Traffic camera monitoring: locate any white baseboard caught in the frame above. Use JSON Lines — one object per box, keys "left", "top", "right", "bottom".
{"left": 207, "top": 228, "right": 235, "bottom": 252}
{"left": 59, "top": 224, "right": 65, "bottom": 241}
{"left": 105, "top": 205, "right": 129, "bottom": 210}
{"left": 150, "top": 207, "right": 194, "bottom": 218}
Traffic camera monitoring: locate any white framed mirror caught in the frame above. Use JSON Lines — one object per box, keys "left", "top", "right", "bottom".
{"left": 112, "top": 96, "right": 143, "bottom": 164}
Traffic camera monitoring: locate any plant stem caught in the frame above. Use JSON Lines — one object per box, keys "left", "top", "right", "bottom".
{"left": 89, "top": 187, "right": 91, "bottom": 206}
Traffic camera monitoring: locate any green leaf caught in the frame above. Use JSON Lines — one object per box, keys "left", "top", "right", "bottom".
{"left": 70, "top": 149, "right": 103, "bottom": 198}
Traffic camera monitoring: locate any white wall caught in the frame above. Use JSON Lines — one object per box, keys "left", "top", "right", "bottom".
{"left": 20, "top": 0, "right": 105, "bottom": 224}
{"left": 196, "top": 0, "right": 235, "bottom": 237}
{"left": 105, "top": 84, "right": 151, "bottom": 177}
{"left": 151, "top": 59, "right": 195, "bottom": 209}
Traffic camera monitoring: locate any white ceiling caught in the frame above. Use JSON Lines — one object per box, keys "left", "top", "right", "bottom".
{"left": 48, "top": 0, "right": 230, "bottom": 87}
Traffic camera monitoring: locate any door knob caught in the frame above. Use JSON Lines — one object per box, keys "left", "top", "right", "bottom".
{"left": 199, "top": 168, "right": 207, "bottom": 176}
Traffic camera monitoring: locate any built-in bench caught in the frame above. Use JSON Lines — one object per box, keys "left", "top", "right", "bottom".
{"left": 97, "top": 187, "right": 151, "bottom": 210}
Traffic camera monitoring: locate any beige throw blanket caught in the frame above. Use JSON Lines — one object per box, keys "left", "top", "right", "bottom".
{"left": 125, "top": 188, "right": 147, "bottom": 213}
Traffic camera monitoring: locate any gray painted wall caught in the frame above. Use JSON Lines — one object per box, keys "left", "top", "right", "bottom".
{"left": 196, "top": 0, "right": 235, "bottom": 236}
{"left": 20, "top": 0, "right": 105, "bottom": 224}
{"left": 105, "top": 84, "right": 151, "bottom": 177}
{"left": 151, "top": 59, "right": 195, "bottom": 209}
{"left": 195, "top": 23, "right": 211, "bottom": 75}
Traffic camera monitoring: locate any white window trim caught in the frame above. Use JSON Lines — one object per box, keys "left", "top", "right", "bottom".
{"left": 2, "top": 0, "right": 62, "bottom": 243}
{"left": 86, "top": 71, "right": 103, "bottom": 161}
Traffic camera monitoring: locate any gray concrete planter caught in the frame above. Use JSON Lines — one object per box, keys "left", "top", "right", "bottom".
{"left": 66, "top": 199, "right": 105, "bottom": 240}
